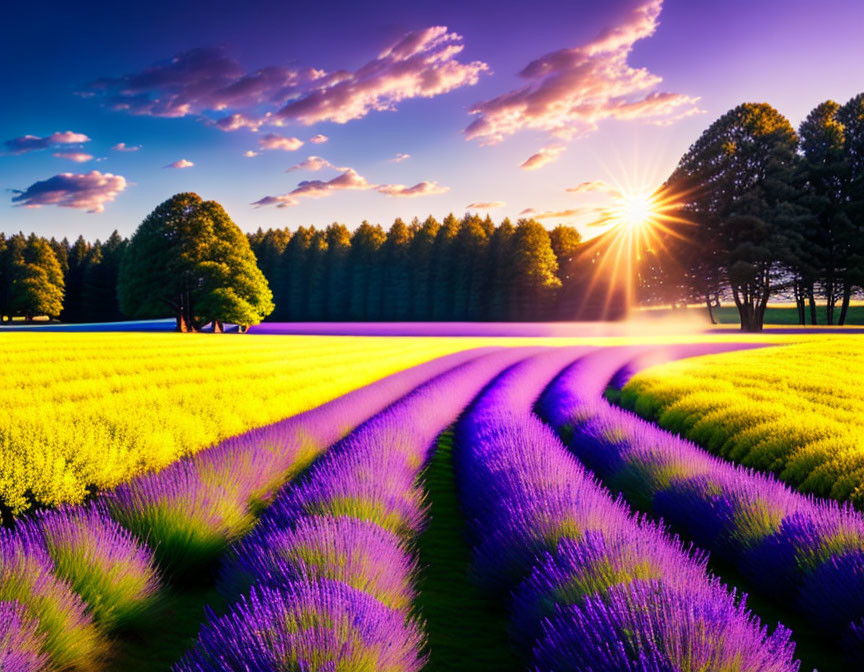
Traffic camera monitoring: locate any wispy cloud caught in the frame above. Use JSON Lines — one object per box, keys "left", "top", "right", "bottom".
{"left": 84, "top": 27, "right": 487, "bottom": 131}
{"left": 520, "top": 208, "right": 536, "bottom": 215}
{"left": 253, "top": 166, "right": 448, "bottom": 207}
{"left": 465, "top": 0, "right": 700, "bottom": 146}
{"left": 11, "top": 170, "right": 127, "bottom": 212}
{"left": 376, "top": 181, "right": 449, "bottom": 198}
{"left": 566, "top": 179, "right": 619, "bottom": 195}
{"left": 5, "top": 131, "right": 90, "bottom": 154}
{"left": 53, "top": 152, "right": 94, "bottom": 163}
{"left": 164, "top": 158, "right": 194, "bottom": 168}
{"left": 390, "top": 153, "right": 411, "bottom": 163}
{"left": 258, "top": 133, "right": 304, "bottom": 151}
{"left": 520, "top": 145, "right": 565, "bottom": 171}
{"left": 308, "top": 134, "right": 328, "bottom": 144}
{"left": 532, "top": 207, "right": 594, "bottom": 220}
{"left": 244, "top": 150, "right": 258, "bottom": 158}
{"left": 112, "top": 142, "right": 140, "bottom": 151}
{"left": 466, "top": 201, "right": 506, "bottom": 209}
{"left": 286, "top": 156, "right": 342, "bottom": 172}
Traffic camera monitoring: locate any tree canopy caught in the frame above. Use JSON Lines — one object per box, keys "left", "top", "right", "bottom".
{"left": 118, "top": 193, "right": 273, "bottom": 331}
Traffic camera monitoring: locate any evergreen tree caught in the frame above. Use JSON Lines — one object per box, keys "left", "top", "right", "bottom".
{"left": 82, "top": 231, "right": 127, "bottom": 322}
{"left": 280, "top": 226, "right": 313, "bottom": 321}
{"left": 838, "top": 93, "right": 864, "bottom": 323}
{"left": 452, "top": 214, "right": 489, "bottom": 320}
{"left": 430, "top": 213, "right": 461, "bottom": 320}
{"left": 324, "top": 223, "right": 352, "bottom": 320}
{"left": 61, "top": 236, "right": 91, "bottom": 322}
{"left": 305, "top": 229, "right": 329, "bottom": 321}
{"left": 485, "top": 219, "right": 515, "bottom": 320}
{"left": 510, "top": 219, "right": 561, "bottom": 320}
{"left": 348, "top": 222, "right": 386, "bottom": 320}
{"left": 409, "top": 216, "right": 439, "bottom": 320}
{"left": 381, "top": 218, "right": 413, "bottom": 320}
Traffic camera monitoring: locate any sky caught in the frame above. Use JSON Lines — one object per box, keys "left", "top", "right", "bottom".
{"left": 2, "top": 0, "right": 863, "bottom": 242}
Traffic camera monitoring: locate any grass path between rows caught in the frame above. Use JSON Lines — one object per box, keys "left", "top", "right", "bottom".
{"left": 415, "top": 431, "right": 520, "bottom": 672}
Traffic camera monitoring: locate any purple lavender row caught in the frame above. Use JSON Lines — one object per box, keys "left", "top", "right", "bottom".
{"left": 0, "top": 600, "right": 48, "bottom": 672}
{"left": 0, "top": 350, "right": 486, "bottom": 669}
{"left": 539, "top": 344, "right": 864, "bottom": 658}
{"left": 175, "top": 347, "right": 535, "bottom": 672}
{"left": 454, "top": 349, "right": 799, "bottom": 671}
{"left": 104, "top": 347, "right": 488, "bottom": 575}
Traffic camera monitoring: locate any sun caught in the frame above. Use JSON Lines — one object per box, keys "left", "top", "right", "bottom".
{"left": 610, "top": 190, "right": 658, "bottom": 231}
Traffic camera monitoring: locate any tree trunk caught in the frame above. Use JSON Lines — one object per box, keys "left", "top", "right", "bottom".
{"left": 705, "top": 294, "right": 717, "bottom": 325}
{"left": 807, "top": 285, "right": 818, "bottom": 325}
{"left": 794, "top": 283, "right": 805, "bottom": 326}
{"left": 839, "top": 282, "right": 852, "bottom": 325}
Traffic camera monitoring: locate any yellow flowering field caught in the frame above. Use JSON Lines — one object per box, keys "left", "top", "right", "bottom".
{"left": 0, "top": 333, "right": 497, "bottom": 516}
{"left": 621, "top": 338, "right": 864, "bottom": 506}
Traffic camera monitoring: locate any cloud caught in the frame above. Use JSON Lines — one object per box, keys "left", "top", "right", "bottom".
{"left": 5, "top": 131, "right": 91, "bottom": 154}
{"left": 165, "top": 158, "right": 194, "bottom": 168}
{"left": 532, "top": 208, "right": 593, "bottom": 220}
{"left": 308, "top": 134, "right": 328, "bottom": 144}
{"left": 11, "top": 170, "right": 127, "bottom": 213}
{"left": 253, "top": 166, "right": 447, "bottom": 207}
{"left": 112, "top": 142, "right": 140, "bottom": 151}
{"left": 53, "top": 152, "right": 94, "bottom": 163}
{"left": 465, "top": 0, "right": 700, "bottom": 146}
{"left": 84, "top": 28, "right": 487, "bottom": 131}
{"left": 520, "top": 208, "right": 536, "bottom": 215}
{"left": 390, "top": 153, "right": 411, "bottom": 163}
{"left": 376, "top": 181, "right": 449, "bottom": 198}
{"left": 258, "top": 133, "right": 303, "bottom": 151}
{"left": 566, "top": 180, "right": 623, "bottom": 199}
{"left": 244, "top": 150, "right": 259, "bottom": 158}
{"left": 466, "top": 201, "right": 506, "bottom": 209}
{"left": 286, "top": 156, "right": 341, "bottom": 172}
{"left": 520, "top": 145, "right": 565, "bottom": 171}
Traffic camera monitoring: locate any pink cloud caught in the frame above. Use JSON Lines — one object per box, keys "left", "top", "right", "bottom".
{"left": 286, "top": 156, "right": 341, "bottom": 172}
{"left": 11, "top": 170, "right": 127, "bottom": 213}
{"left": 53, "top": 152, "right": 94, "bottom": 163}
{"left": 258, "top": 133, "right": 304, "bottom": 151}
{"left": 308, "top": 134, "right": 328, "bottom": 144}
{"left": 533, "top": 207, "right": 598, "bottom": 220}
{"left": 465, "top": 0, "right": 700, "bottom": 146}
{"left": 112, "top": 142, "right": 141, "bottom": 151}
{"left": 165, "top": 159, "right": 194, "bottom": 168}
{"left": 376, "top": 181, "right": 449, "bottom": 198}
{"left": 520, "top": 208, "right": 536, "bottom": 215}
{"left": 244, "top": 150, "right": 259, "bottom": 158}
{"left": 85, "top": 29, "right": 487, "bottom": 131}
{"left": 390, "top": 153, "right": 411, "bottom": 163}
{"left": 520, "top": 145, "right": 566, "bottom": 171}
{"left": 5, "top": 131, "right": 91, "bottom": 154}
{"left": 466, "top": 201, "right": 506, "bottom": 209}
{"left": 566, "top": 180, "right": 621, "bottom": 196}
{"left": 253, "top": 166, "right": 447, "bottom": 207}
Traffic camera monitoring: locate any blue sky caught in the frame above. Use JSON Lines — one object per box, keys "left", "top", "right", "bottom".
{"left": 2, "top": 0, "right": 863, "bottom": 241}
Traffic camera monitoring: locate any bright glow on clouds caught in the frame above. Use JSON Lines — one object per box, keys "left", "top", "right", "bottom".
{"left": 533, "top": 208, "right": 591, "bottom": 219}
{"left": 253, "top": 165, "right": 448, "bottom": 207}
{"left": 466, "top": 201, "right": 505, "bottom": 209}
{"left": 85, "top": 27, "right": 487, "bottom": 130}
{"left": 4, "top": 131, "right": 91, "bottom": 154}
{"left": 566, "top": 179, "right": 619, "bottom": 194}
{"left": 376, "top": 181, "right": 449, "bottom": 197}
{"left": 390, "top": 153, "right": 411, "bottom": 163}
{"left": 11, "top": 171, "right": 127, "bottom": 212}
{"left": 165, "top": 158, "right": 194, "bottom": 168}
{"left": 53, "top": 152, "right": 94, "bottom": 163}
{"left": 520, "top": 145, "right": 565, "bottom": 170}
{"left": 111, "top": 142, "right": 140, "bottom": 151}
{"left": 465, "top": 0, "right": 700, "bottom": 145}
{"left": 258, "top": 133, "right": 303, "bottom": 151}
{"left": 244, "top": 150, "right": 258, "bottom": 157}
{"left": 308, "top": 134, "right": 328, "bottom": 144}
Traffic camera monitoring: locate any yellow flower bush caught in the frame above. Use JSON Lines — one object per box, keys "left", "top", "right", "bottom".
{"left": 621, "top": 339, "right": 864, "bottom": 506}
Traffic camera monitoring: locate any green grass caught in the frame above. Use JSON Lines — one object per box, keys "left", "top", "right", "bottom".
{"left": 415, "top": 431, "right": 520, "bottom": 672}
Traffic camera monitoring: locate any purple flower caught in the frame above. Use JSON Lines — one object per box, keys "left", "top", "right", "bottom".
{"left": 0, "top": 600, "right": 48, "bottom": 672}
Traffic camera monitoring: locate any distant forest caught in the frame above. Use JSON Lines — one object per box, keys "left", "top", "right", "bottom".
{"left": 0, "top": 215, "right": 607, "bottom": 324}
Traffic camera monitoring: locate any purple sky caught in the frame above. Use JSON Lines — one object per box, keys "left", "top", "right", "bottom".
{"left": 2, "top": 0, "right": 863, "bottom": 241}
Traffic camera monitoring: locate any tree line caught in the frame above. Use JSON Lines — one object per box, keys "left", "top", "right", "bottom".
{"left": 247, "top": 215, "right": 585, "bottom": 322}
{"left": 641, "top": 94, "right": 864, "bottom": 330}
